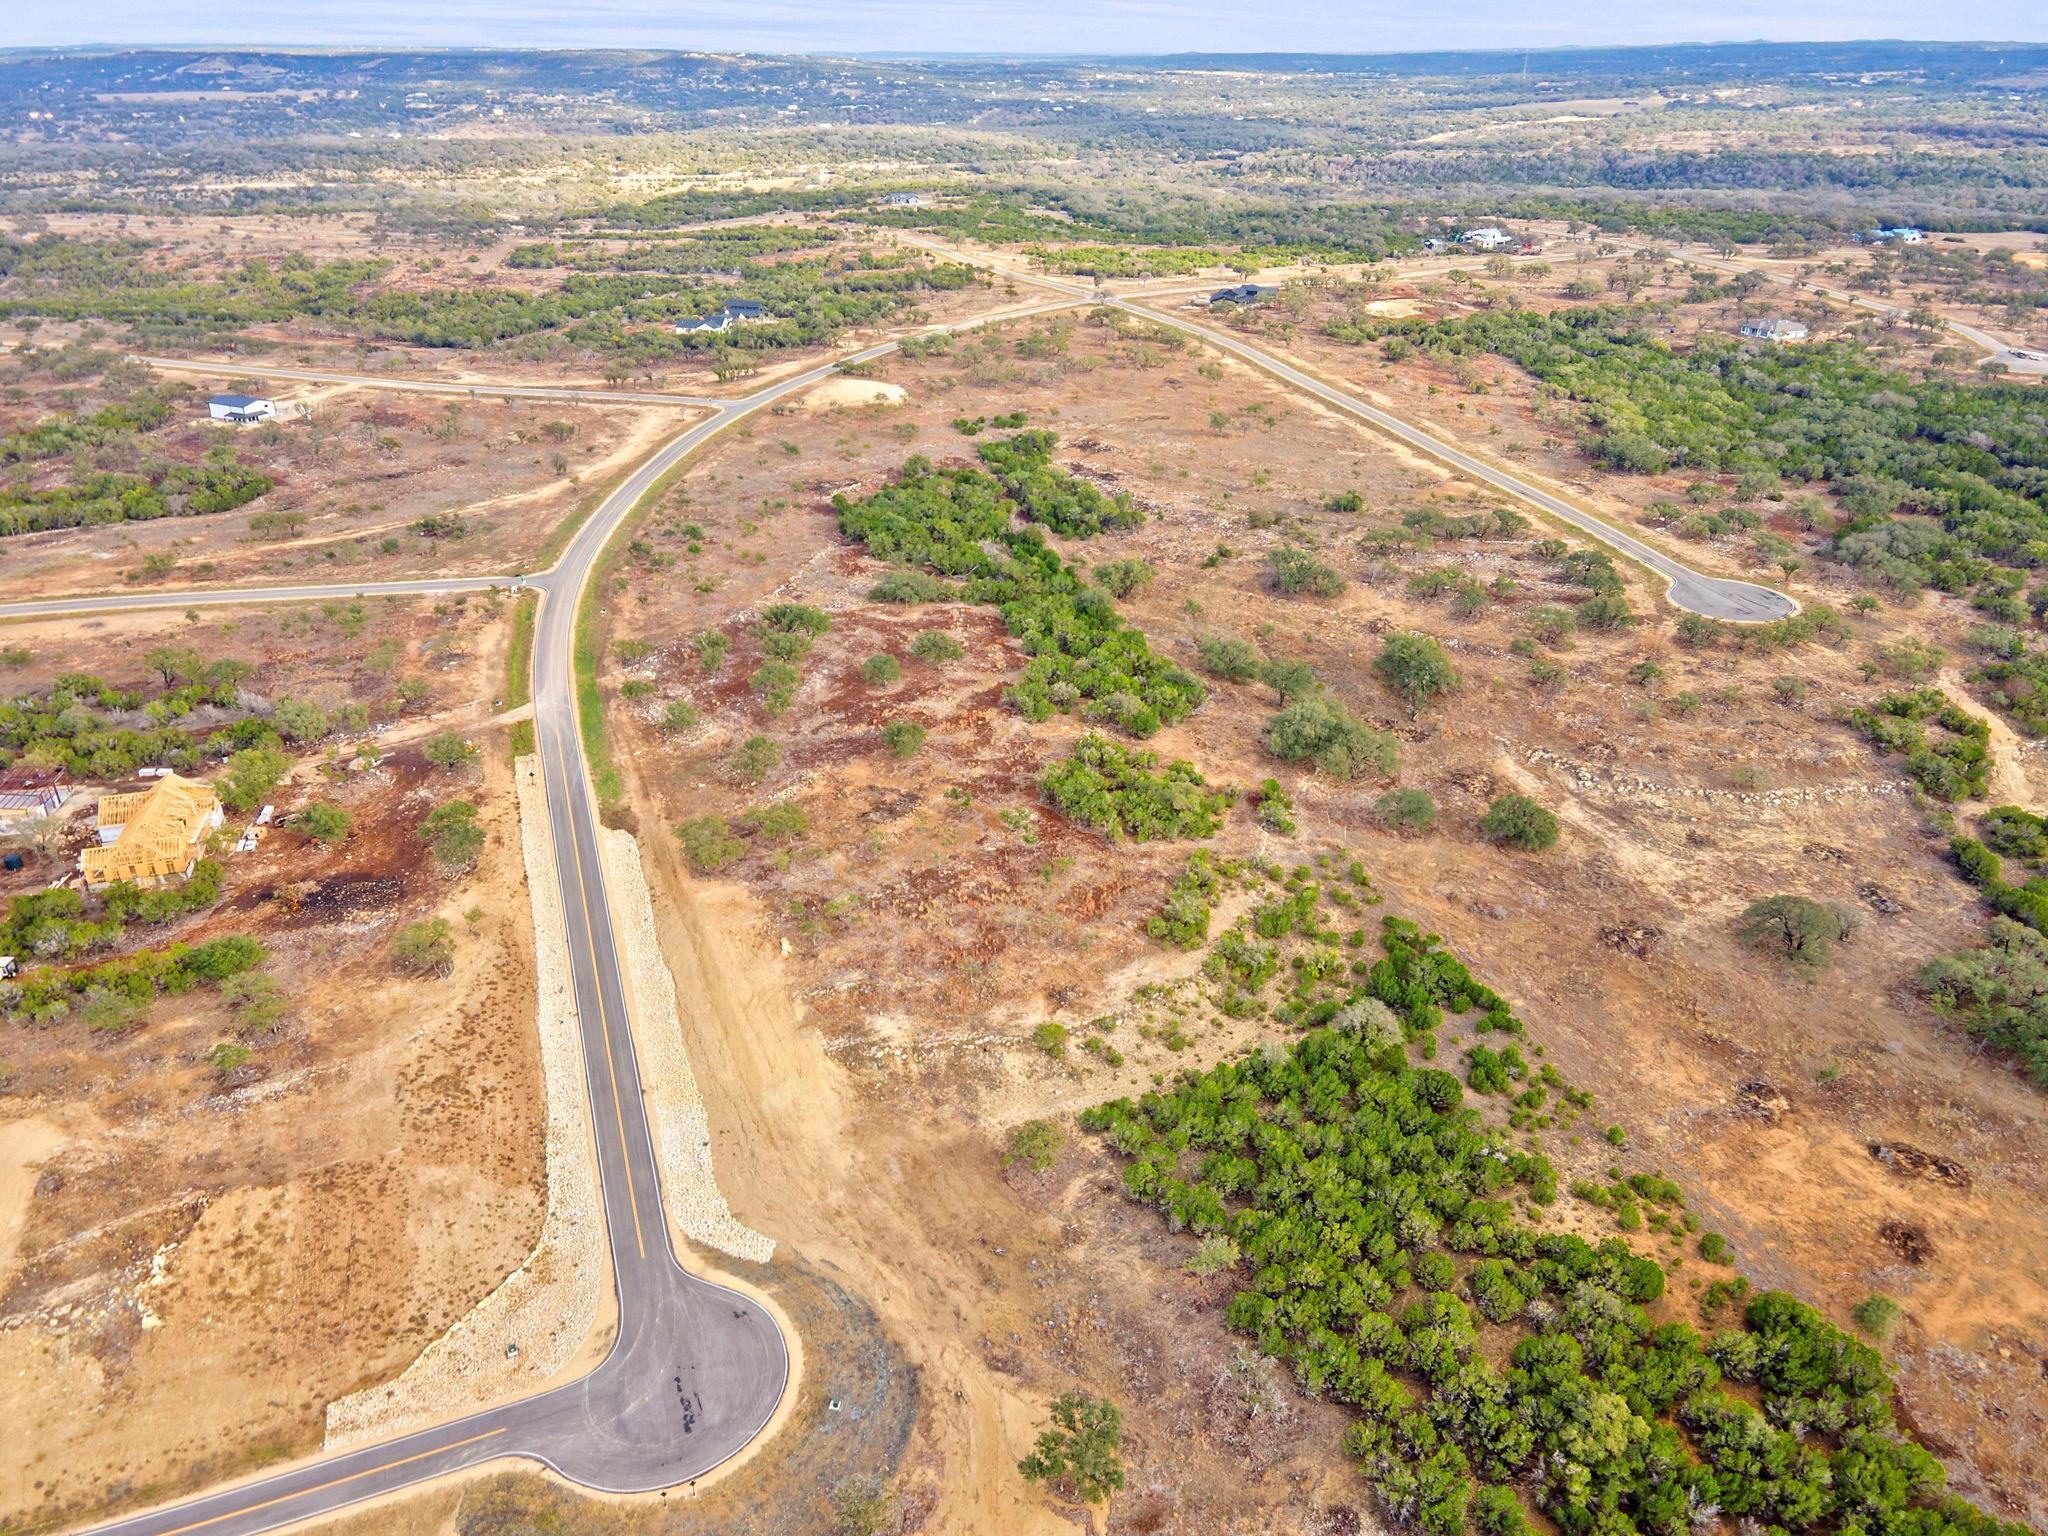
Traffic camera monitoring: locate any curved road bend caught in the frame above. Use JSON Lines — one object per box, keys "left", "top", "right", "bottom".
{"left": 130, "top": 355, "right": 731, "bottom": 408}
{"left": 898, "top": 236, "right": 1799, "bottom": 624}
{"left": 18, "top": 298, "right": 1086, "bottom": 1536}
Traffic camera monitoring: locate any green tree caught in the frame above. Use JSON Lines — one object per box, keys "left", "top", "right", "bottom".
{"left": 1264, "top": 696, "right": 1398, "bottom": 779}
{"left": 1093, "top": 558, "right": 1155, "bottom": 598}
{"left": 423, "top": 732, "right": 478, "bottom": 772}
{"left": 1739, "top": 894, "right": 1848, "bottom": 970}
{"left": 861, "top": 653, "right": 903, "bottom": 686}
{"left": 1375, "top": 632, "right": 1461, "bottom": 713}
{"left": 1018, "top": 1392, "right": 1126, "bottom": 1506}
{"left": 1480, "top": 794, "right": 1558, "bottom": 851}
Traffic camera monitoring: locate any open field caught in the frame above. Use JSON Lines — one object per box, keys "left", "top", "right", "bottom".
{"left": 541, "top": 311, "right": 2048, "bottom": 1528}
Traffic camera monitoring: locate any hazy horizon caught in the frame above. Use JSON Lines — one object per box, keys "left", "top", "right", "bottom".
{"left": 5, "top": 1, "right": 2046, "bottom": 57}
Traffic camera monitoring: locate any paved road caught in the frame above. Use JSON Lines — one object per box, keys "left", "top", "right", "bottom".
{"left": 21, "top": 298, "right": 1084, "bottom": 1536}
{"left": 0, "top": 576, "right": 515, "bottom": 620}
{"left": 897, "top": 237, "right": 1797, "bottom": 623}
{"left": 1666, "top": 248, "right": 2048, "bottom": 378}
{"left": 132, "top": 355, "right": 731, "bottom": 407}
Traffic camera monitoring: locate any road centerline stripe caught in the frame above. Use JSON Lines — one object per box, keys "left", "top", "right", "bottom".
{"left": 151, "top": 1429, "right": 507, "bottom": 1536}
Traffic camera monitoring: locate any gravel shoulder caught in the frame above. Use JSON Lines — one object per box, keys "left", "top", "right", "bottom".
{"left": 322, "top": 754, "right": 609, "bottom": 1450}
{"left": 600, "top": 828, "right": 776, "bottom": 1266}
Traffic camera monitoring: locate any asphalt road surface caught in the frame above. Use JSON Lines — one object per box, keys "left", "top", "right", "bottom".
{"left": 131, "top": 355, "right": 731, "bottom": 407}
{"left": 14, "top": 299, "right": 1084, "bottom": 1536}
{"left": 896, "top": 237, "right": 1798, "bottom": 624}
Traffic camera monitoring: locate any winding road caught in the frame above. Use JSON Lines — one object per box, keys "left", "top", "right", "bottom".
{"left": 12, "top": 302, "right": 1079, "bottom": 1536}
{"left": 900, "top": 236, "right": 1798, "bottom": 623}
{"left": 6, "top": 237, "right": 1806, "bottom": 1536}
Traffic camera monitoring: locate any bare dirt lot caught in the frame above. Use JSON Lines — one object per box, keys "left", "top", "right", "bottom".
{"left": 0, "top": 595, "right": 545, "bottom": 1532}
{"left": 0, "top": 345, "right": 701, "bottom": 596}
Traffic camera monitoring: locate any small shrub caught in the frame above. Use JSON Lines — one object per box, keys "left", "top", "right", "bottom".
{"left": 420, "top": 800, "right": 485, "bottom": 870}
{"left": 1373, "top": 632, "right": 1461, "bottom": 713}
{"left": 423, "top": 732, "right": 477, "bottom": 772}
{"left": 881, "top": 720, "right": 927, "bottom": 759}
{"left": 910, "top": 630, "right": 965, "bottom": 663}
{"left": 297, "top": 801, "right": 352, "bottom": 845}
{"left": 1268, "top": 544, "right": 1346, "bottom": 599}
{"left": 861, "top": 653, "right": 903, "bottom": 686}
{"left": 393, "top": 917, "right": 456, "bottom": 976}
{"left": 1005, "top": 1118, "right": 1065, "bottom": 1171}
{"left": 1373, "top": 787, "right": 1437, "bottom": 834}
{"left": 661, "top": 699, "right": 700, "bottom": 734}
{"left": 1480, "top": 794, "right": 1558, "bottom": 851}
{"left": 732, "top": 734, "right": 782, "bottom": 782}
{"left": 1196, "top": 634, "right": 1261, "bottom": 682}
{"left": 1033, "top": 1020, "right": 1069, "bottom": 1057}
{"left": 1850, "top": 1294, "right": 1902, "bottom": 1339}
{"left": 677, "top": 815, "right": 746, "bottom": 873}
{"left": 1093, "top": 559, "right": 1155, "bottom": 598}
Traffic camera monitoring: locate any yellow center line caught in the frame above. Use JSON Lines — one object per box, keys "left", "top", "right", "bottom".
{"left": 553, "top": 721, "right": 648, "bottom": 1261}
{"left": 151, "top": 1429, "right": 507, "bottom": 1536}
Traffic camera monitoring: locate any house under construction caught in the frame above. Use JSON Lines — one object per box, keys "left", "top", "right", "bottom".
{"left": 79, "top": 773, "right": 224, "bottom": 887}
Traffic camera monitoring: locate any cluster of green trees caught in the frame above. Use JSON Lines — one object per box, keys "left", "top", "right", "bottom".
{"left": 1, "top": 669, "right": 239, "bottom": 779}
{"left": 1339, "top": 305, "right": 2048, "bottom": 607}
{"left": 1084, "top": 915, "right": 2025, "bottom": 1536}
{"left": 0, "top": 444, "right": 272, "bottom": 537}
{"left": 1, "top": 391, "right": 173, "bottom": 463}
{"left": 0, "top": 933, "right": 265, "bottom": 1025}
{"left": 509, "top": 224, "right": 837, "bottom": 272}
{"left": 1040, "top": 734, "right": 1229, "bottom": 841}
{"left": 976, "top": 432, "right": 1143, "bottom": 538}
{"left": 835, "top": 447, "right": 1204, "bottom": 734}
{"left": 1920, "top": 916, "right": 2048, "bottom": 1088}
{"left": 0, "top": 234, "right": 973, "bottom": 362}
{"left": 1848, "top": 690, "right": 1991, "bottom": 800}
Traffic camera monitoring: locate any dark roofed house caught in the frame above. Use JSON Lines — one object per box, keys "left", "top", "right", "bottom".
{"left": 207, "top": 393, "right": 275, "bottom": 424}
{"left": 673, "top": 313, "right": 733, "bottom": 334}
{"left": 722, "top": 299, "right": 767, "bottom": 320}
{"left": 1209, "top": 284, "right": 1278, "bottom": 307}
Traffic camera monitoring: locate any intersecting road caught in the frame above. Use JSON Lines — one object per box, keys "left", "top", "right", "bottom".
{"left": 902, "top": 235, "right": 1799, "bottom": 623}
{"left": 14, "top": 303, "right": 1080, "bottom": 1536}
{"left": 9, "top": 236, "right": 1804, "bottom": 1536}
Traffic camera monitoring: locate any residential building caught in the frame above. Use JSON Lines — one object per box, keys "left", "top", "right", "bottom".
{"left": 1459, "top": 227, "right": 1514, "bottom": 250}
{"left": 1858, "top": 226, "right": 1926, "bottom": 245}
{"left": 0, "top": 766, "right": 67, "bottom": 820}
{"left": 207, "top": 393, "right": 275, "bottom": 424}
{"left": 882, "top": 192, "right": 924, "bottom": 207}
{"left": 1739, "top": 317, "right": 1811, "bottom": 342}
{"left": 79, "top": 772, "right": 223, "bottom": 887}
{"left": 673, "top": 299, "right": 768, "bottom": 335}
{"left": 1208, "top": 283, "right": 1279, "bottom": 307}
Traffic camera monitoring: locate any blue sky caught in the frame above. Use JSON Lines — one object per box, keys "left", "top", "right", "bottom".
{"left": 4, "top": 0, "right": 2045, "bottom": 54}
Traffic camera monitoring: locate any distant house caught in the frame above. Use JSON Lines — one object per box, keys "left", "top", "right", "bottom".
{"left": 1421, "top": 237, "right": 1450, "bottom": 253}
{"left": 1208, "top": 283, "right": 1279, "bottom": 307}
{"left": 673, "top": 299, "right": 768, "bottom": 336}
{"left": 1859, "top": 226, "right": 1925, "bottom": 245}
{"left": 79, "top": 773, "right": 223, "bottom": 888}
{"left": 207, "top": 393, "right": 275, "bottom": 424}
{"left": 0, "top": 766, "right": 67, "bottom": 820}
{"left": 1459, "top": 227, "right": 1514, "bottom": 250}
{"left": 883, "top": 192, "right": 924, "bottom": 207}
{"left": 1739, "top": 317, "right": 1811, "bottom": 343}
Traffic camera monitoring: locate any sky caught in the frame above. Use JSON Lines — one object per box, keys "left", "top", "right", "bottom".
{"left": 3, "top": 0, "right": 2046, "bottom": 55}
